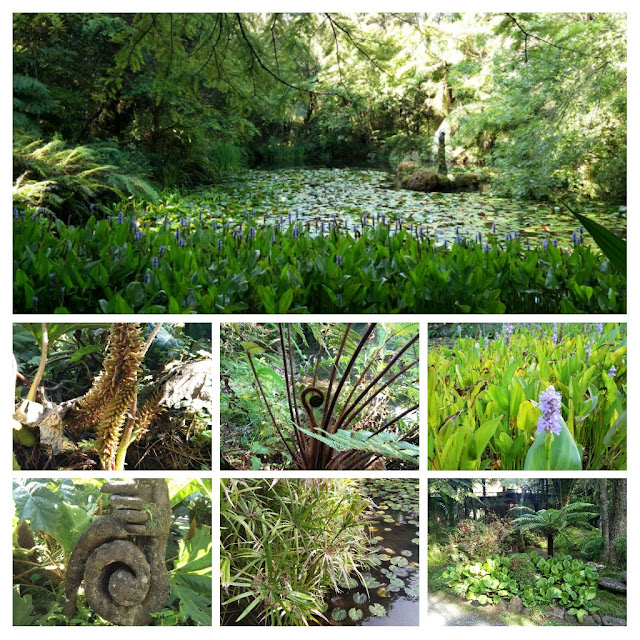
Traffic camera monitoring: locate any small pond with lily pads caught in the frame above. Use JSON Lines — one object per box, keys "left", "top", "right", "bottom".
{"left": 323, "top": 478, "right": 419, "bottom": 626}
{"left": 173, "top": 168, "right": 625, "bottom": 251}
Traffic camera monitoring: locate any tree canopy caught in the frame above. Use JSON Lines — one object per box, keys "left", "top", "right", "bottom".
{"left": 13, "top": 12, "right": 626, "bottom": 200}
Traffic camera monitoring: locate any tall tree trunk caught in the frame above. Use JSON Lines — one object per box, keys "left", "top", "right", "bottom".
{"left": 547, "top": 534, "right": 554, "bottom": 557}
{"left": 609, "top": 479, "right": 627, "bottom": 563}
{"left": 600, "top": 479, "right": 610, "bottom": 562}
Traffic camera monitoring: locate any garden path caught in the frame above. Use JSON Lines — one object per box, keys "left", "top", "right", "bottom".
{"left": 427, "top": 591, "right": 507, "bottom": 626}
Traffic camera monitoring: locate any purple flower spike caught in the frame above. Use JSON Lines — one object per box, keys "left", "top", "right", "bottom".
{"left": 608, "top": 365, "right": 617, "bottom": 378}
{"left": 536, "top": 386, "right": 563, "bottom": 436}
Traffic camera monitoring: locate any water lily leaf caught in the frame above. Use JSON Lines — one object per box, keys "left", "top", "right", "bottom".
{"left": 332, "top": 608, "right": 347, "bottom": 622}
{"left": 369, "top": 603, "right": 386, "bottom": 617}
{"left": 348, "top": 607, "right": 363, "bottom": 621}
{"left": 401, "top": 550, "right": 412, "bottom": 557}
{"left": 391, "top": 556, "right": 409, "bottom": 566}
{"left": 338, "top": 576, "right": 358, "bottom": 589}
{"left": 353, "top": 592, "right": 367, "bottom": 604}
{"left": 361, "top": 575, "right": 381, "bottom": 589}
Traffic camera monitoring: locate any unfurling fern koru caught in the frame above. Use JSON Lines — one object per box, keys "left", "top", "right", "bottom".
{"left": 245, "top": 323, "right": 420, "bottom": 470}
{"left": 64, "top": 479, "right": 170, "bottom": 626}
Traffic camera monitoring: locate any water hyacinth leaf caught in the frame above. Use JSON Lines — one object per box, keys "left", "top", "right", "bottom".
{"left": 332, "top": 608, "right": 347, "bottom": 622}
{"left": 524, "top": 416, "right": 582, "bottom": 470}
{"left": 369, "top": 603, "right": 386, "bottom": 617}
{"left": 348, "top": 607, "right": 363, "bottom": 621}
{"left": 603, "top": 410, "right": 626, "bottom": 447}
{"left": 353, "top": 592, "right": 367, "bottom": 604}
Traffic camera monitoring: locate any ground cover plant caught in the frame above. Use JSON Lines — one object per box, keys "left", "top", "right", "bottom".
{"left": 428, "top": 478, "right": 627, "bottom": 626}
{"left": 13, "top": 14, "right": 626, "bottom": 314}
{"left": 13, "top": 322, "right": 212, "bottom": 471}
{"left": 221, "top": 478, "right": 418, "bottom": 626}
{"left": 13, "top": 478, "right": 212, "bottom": 626}
{"left": 220, "top": 322, "right": 419, "bottom": 470}
{"left": 428, "top": 323, "right": 626, "bottom": 470}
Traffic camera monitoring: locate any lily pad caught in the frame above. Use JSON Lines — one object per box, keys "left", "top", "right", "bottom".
{"left": 348, "top": 607, "right": 363, "bottom": 621}
{"left": 369, "top": 603, "right": 386, "bottom": 617}
{"left": 391, "top": 556, "right": 409, "bottom": 566}
{"left": 353, "top": 592, "right": 367, "bottom": 605}
{"left": 400, "top": 550, "right": 413, "bottom": 557}
{"left": 361, "top": 575, "right": 381, "bottom": 589}
{"left": 338, "top": 576, "right": 358, "bottom": 589}
{"left": 332, "top": 608, "right": 347, "bottom": 622}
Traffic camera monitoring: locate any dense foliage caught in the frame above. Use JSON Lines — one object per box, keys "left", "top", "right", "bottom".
{"left": 443, "top": 553, "right": 600, "bottom": 622}
{"left": 14, "top": 13, "right": 626, "bottom": 202}
{"left": 220, "top": 479, "right": 374, "bottom": 625}
{"left": 221, "top": 323, "right": 418, "bottom": 470}
{"left": 13, "top": 323, "right": 212, "bottom": 470}
{"left": 428, "top": 323, "right": 627, "bottom": 470}
{"left": 14, "top": 207, "right": 625, "bottom": 313}
{"left": 13, "top": 478, "right": 212, "bottom": 626}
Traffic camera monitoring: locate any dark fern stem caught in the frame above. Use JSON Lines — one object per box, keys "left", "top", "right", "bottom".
{"left": 246, "top": 322, "right": 419, "bottom": 470}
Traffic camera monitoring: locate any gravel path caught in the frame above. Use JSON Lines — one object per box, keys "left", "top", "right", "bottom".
{"left": 428, "top": 591, "right": 508, "bottom": 626}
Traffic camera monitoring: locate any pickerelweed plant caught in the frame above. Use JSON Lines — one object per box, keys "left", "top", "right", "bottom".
{"left": 428, "top": 323, "right": 626, "bottom": 470}
{"left": 14, "top": 202, "right": 626, "bottom": 314}
{"left": 236, "top": 323, "right": 419, "bottom": 470}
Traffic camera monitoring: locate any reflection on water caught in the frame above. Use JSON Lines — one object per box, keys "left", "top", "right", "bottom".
{"left": 323, "top": 479, "right": 419, "bottom": 626}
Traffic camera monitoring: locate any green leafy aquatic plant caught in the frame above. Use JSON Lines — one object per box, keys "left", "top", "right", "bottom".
{"left": 428, "top": 323, "right": 626, "bottom": 470}
{"left": 13, "top": 202, "right": 626, "bottom": 313}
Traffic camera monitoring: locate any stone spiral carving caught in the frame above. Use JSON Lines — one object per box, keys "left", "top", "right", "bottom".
{"left": 65, "top": 479, "right": 170, "bottom": 625}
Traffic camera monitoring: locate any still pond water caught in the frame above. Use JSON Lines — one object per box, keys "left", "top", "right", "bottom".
{"left": 192, "top": 168, "right": 625, "bottom": 249}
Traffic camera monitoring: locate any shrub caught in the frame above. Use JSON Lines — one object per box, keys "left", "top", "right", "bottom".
{"left": 449, "top": 517, "right": 513, "bottom": 562}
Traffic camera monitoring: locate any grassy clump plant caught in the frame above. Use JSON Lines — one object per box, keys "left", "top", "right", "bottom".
{"left": 220, "top": 478, "right": 374, "bottom": 626}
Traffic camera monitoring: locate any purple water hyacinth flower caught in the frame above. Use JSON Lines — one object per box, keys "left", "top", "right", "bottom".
{"left": 484, "top": 336, "right": 490, "bottom": 347}
{"left": 585, "top": 342, "right": 592, "bottom": 361}
{"left": 118, "top": 211, "right": 124, "bottom": 225}
{"left": 270, "top": 235, "right": 276, "bottom": 244}
{"left": 409, "top": 222, "right": 414, "bottom": 233}
{"left": 369, "top": 257, "right": 374, "bottom": 265}
{"left": 457, "top": 324, "right": 462, "bottom": 334}
{"left": 579, "top": 226, "right": 584, "bottom": 235}
{"left": 89, "top": 203, "right": 94, "bottom": 210}
{"left": 492, "top": 221, "right": 496, "bottom": 233}
{"left": 352, "top": 224, "right": 357, "bottom": 234}
{"left": 608, "top": 365, "right": 617, "bottom": 378}
{"left": 288, "top": 212, "right": 292, "bottom": 222}
{"left": 476, "top": 231, "right": 482, "bottom": 243}
{"left": 292, "top": 225, "right": 299, "bottom": 239}
{"left": 212, "top": 221, "right": 217, "bottom": 232}
{"left": 31, "top": 213, "right": 38, "bottom": 220}
{"left": 321, "top": 221, "right": 325, "bottom": 233}
{"left": 572, "top": 231, "right": 579, "bottom": 244}
{"left": 552, "top": 323, "right": 558, "bottom": 345}
{"left": 280, "top": 216, "right": 284, "bottom": 225}
{"left": 456, "top": 234, "right": 462, "bottom": 245}
{"left": 336, "top": 255, "right": 343, "bottom": 266}
{"left": 152, "top": 256, "right": 159, "bottom": 268}
{"left": 135, "top": 230, "right": 144, "bottom": 241}
{"left": 249, "top": 226, "right": 256, "bottom": 240}
{"left": 597, "top": 322, "right": 604, "bottom": 334}
{"left": 217, "top": 238, "right": 223, "bottom": 250}
{"left": 443, "top": 239, "right": 448, "bottom": 250}
{"left": 13, "top": 209, "right": 19, "bottom": 218}
{"left": 503, "top": 323, "right": 514, "bottom": 342}
{"left": 179, "top": 238, "right": 186, "bottom": 248}
{"left": 295, "top": 207, "right": 299, "bottom": 219}
{"left": 543, "top": 239, "right": 548, "bottom": 250}
{"left": 553, "top": 238, "right": 558, "bottom": 247}
{"left": 159, "top": 245, "right": 166, "bottom": 257}
{"left": 536, "top": 385, "right": 563, "bottom": 436}
{"left": 32, "top": 296, "right": 38, "bottom": 308}
{"left": 484, "top": 243, "right": 490, "bottom": 253}
{"left": 505, "top": 232, "right": 511, "bottom": 242}
{"left": 526, "top": 242, "right": 531, "bottom": 250}
{"left": 144, "top": 273, "right": 151, "bottom": 284}
{"left": 175, "top": 228, "right": 181, "bottom": 242}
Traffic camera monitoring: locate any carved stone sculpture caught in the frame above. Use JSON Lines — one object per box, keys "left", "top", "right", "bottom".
{"left": 65, "top": 479, "right": 171, "bottom": 625}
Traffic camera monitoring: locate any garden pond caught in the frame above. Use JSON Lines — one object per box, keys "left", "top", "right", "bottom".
{"left": 176, "top": 168, "right": 626, "bottom": 249}
{"left": 324, "top": 478, "right": 419, "bottom": 626}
